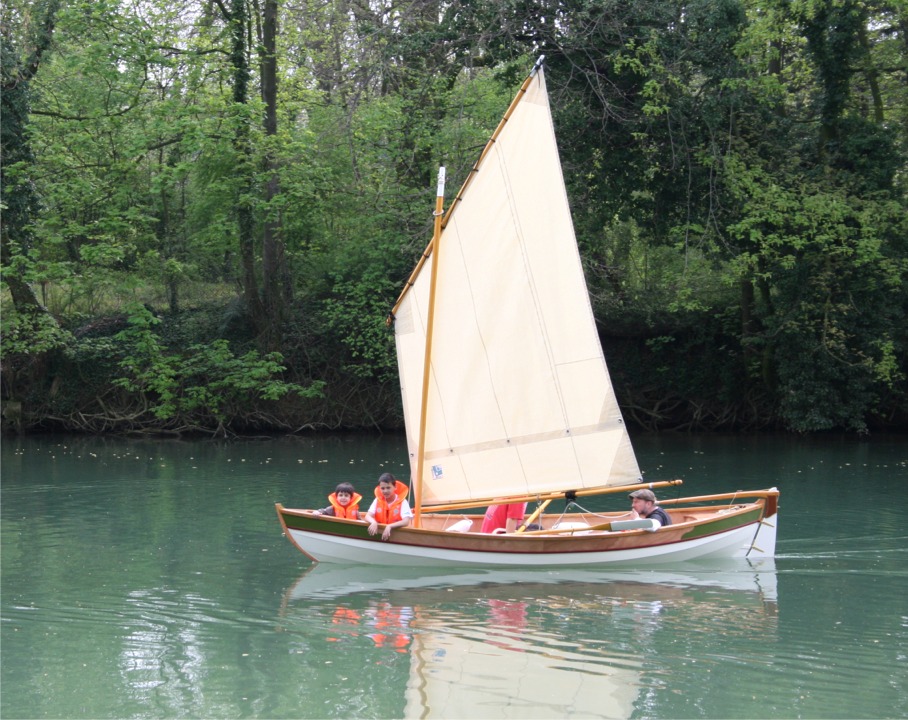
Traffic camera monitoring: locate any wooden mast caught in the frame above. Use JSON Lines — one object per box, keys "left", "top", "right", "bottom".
{"left": 412, "top": 166, "right": 446, "bottom": 528}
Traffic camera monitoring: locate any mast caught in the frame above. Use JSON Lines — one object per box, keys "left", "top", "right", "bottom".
{"left": 412, "top": 166, "right": 446, "bottom": 528}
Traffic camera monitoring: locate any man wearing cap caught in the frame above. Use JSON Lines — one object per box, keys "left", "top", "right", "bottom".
{"left": 628, "top": 489, "right": 673, "bottom": 526}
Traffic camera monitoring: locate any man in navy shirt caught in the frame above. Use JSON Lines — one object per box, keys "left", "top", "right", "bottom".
{"left": 628, "top": 489, "right": 673, "bottom": 526}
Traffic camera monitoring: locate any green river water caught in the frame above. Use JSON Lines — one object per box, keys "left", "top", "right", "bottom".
{"left": 1, "top": 432, "right": 905, "bottom": 719}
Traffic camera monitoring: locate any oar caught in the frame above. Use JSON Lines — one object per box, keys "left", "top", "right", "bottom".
{"left": 658, "top": 489, "right": 779, "bottom": 505}
{"left": 515, "top": 499, "right": 551, "bottom": 533}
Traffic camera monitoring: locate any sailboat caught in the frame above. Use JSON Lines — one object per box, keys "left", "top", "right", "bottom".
{"left": 276, "top": 57, "right": 779, "bottom": 567}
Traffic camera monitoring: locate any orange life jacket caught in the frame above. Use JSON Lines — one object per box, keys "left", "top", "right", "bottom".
{"left": 373, "top": 480, "right": 409, "bottom": 524}
{"left": 328, "top": 492, "right": 362, "bottom": 519}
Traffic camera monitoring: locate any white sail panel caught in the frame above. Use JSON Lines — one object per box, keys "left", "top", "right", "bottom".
{"left": 394, "top": 67, "right": 640, "bottom": 506}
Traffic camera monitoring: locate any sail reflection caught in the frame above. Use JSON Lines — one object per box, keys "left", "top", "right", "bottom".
{"left": 282, "top": 561, "right": 778, "bottom": 719}
{"left": 405, "top": 603, "right": 642, "bottom": 719}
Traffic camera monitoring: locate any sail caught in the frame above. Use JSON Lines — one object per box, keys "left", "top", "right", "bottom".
{"left": 393, "top": 65, "right": 641, "bottom": 507}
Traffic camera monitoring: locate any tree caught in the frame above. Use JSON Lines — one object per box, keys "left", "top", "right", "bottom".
{"left": 260, "top": 0, "right": 291, "bottom": 347}
{"left": 1, "top": 0, "right": 71, "bottom": 421}
{"left": 1, "top": 0, "right": 62, "bottom": 317}
{"left": 2, "top": 0, "right": 904, "bottom": 433}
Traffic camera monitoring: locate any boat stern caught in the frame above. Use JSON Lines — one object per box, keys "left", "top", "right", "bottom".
{"left": 743, "top": 488, "right": 779, "bottom": 559}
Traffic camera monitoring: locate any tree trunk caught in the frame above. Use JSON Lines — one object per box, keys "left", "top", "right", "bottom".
{"left": 0, "top": 0, "right": 61, "bottom": 318}
{"left": 857, "top": 17, "right": 884, "bottom": 123}
{"left": 226, "top": 0, "right": 266, "bottom": 331}
{"left": 260, "top": 0, "right": 290, "bottom": 349}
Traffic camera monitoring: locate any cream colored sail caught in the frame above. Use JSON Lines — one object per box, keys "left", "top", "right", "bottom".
{"left": 393, "top": 64, "right": 640, "bottom": 508}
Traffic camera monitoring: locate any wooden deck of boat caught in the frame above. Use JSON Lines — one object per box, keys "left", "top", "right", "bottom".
{"left": 416, "top": 505, "right": 752, "bottom": 534}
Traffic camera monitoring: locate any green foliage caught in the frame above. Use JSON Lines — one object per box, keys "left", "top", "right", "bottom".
{"left": 3, "top": 0, "right": 906, "bottom": 433}
{"left": 723, "top": 147, "right": 906, "bottom": 430}
{"left": 113, "top": 304, "right": 323, "bottom": 426}
{"left": 1, "top": 307, "right": 72, "bottom": 357}
{"left": 773, "top": 331, "right": 877, "bottom": 433}
{"left": 318, "top": 270, "right": 399, "bottom": 385}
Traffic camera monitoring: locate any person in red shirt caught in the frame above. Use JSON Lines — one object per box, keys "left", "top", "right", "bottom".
{"left": 480, "top": 502, "right": 527, "bottom": 534}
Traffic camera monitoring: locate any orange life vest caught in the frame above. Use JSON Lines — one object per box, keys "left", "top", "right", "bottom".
{"left": 328, "top": 492, "right": 362, "bottom": 519}
{"left": 373, "top": 480, "right": 409, "bottom": 524}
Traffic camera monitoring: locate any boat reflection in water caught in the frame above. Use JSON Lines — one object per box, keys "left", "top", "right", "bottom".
{"left": 404, "top": 596, "right": 642, "bottom": 719}
{"left": 282, "top": 561, "right": 777, "bottom": 719}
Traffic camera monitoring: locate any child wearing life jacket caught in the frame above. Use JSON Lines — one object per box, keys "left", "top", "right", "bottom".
{"left": 364, "top": 473, "right": 413, "bottom": 541}
{"left": 313, "top": 482, "right": 362, "bottom": 520}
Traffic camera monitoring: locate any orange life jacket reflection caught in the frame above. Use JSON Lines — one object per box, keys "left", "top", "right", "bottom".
{"left": 328, "top": 492, "right": 362, "bottom": 519}
{"left": 332, "top": 607, "right": 361, "bottom": 625}
{"left": 327, "top": 606, "right": 361, "bottom": 643}
{"left": 367, "top": 602, "right": 411, "bottom": 652}
{"left": 373, "top": 480, "right": 409, "bottom": 524}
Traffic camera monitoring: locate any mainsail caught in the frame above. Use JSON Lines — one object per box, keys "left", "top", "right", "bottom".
{"left": 392, "top": 62, "right": 641, "bottom": 509}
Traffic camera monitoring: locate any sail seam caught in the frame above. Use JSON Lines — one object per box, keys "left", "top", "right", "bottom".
{"left": 422, "top": 423, "right": 628, "bottom": 460}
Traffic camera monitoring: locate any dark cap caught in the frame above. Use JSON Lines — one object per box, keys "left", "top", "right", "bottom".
{"left": 629, "top": 489, "right": 656, "bottom": 502}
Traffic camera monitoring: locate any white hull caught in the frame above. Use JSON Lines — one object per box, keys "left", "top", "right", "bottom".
{"left": 284, "top": 514, "right": 776, "bottom": 568}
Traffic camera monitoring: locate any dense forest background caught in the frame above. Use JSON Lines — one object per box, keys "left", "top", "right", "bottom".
{"left": 2, "top": 0, "right": 906, "bottom": 437}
